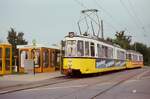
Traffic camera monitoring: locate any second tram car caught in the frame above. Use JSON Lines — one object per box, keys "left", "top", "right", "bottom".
{"left": 126, "top": 50, "right": 143, "bottom": 68}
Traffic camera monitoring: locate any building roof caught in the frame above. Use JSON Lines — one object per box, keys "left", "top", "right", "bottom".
{"left": 17, "top": 44, "right": 60, "bottom": 50}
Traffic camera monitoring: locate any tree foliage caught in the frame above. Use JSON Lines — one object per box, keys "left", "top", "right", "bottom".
{"left": 7, "top": 28, "right": 28, "bottom": 65}
{"left": 106, "top": 30, "right": 150, "bottom": 66}
{"left": 131, "top": 42, "right": 150, "bottom": 65}
{"left": 113, "top": 31, "right": 131, "bottom": 49}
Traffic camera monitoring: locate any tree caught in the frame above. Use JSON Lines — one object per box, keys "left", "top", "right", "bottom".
{"left": 113, "top": 31, "right": 131, "bottom": 49}
{"left": 7, "top": 28, "right": 28, "bottom": 65}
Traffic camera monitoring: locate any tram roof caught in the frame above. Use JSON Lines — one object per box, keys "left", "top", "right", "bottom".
{"left": 65, "top": 35, "right": 122, "bottom": 49}
{"left": 127, "top": 50, "right": 142, "bottom": 55}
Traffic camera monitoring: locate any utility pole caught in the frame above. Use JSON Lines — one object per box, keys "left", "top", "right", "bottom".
{"left": 101, "top": 20, "right": 104, "bottom": 39}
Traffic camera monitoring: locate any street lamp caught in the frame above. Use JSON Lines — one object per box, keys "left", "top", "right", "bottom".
{"left": 32, "top": 39, "right": 37, "bottom": 75}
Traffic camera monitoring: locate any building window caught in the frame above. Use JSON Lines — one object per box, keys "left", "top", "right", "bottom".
{"left": 51, "top": 51, "right": 56, "bottom": 67}
{"left": 5, "top": 48, "right": 10, "bottom": 70}
{"left": 0, "top": 48, "right": 2, "bottom": 70}
{"left": 43, "top": 49, "right": 49, "bottom": 68}
{"left": 77, "top": 40, "right": 84, "bottom": 56}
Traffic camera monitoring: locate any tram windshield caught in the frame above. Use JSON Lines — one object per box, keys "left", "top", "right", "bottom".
{"left": 65, "top": 40, "right": 77, "bottom": 57}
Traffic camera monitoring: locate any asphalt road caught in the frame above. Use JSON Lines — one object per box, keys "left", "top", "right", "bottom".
{"left": 0, "top": 67, "right": 150, "bottom": 99}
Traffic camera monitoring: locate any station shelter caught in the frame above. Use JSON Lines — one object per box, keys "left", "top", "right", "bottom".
{"left": 17, "top": 44, "right": 60, "bottom": 73}
{"left": 0, "top": 43, "right": 12, "bottom": 75}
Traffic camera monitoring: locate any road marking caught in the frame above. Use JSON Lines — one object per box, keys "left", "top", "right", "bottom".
{"left": 96, "top": 82, "right": 115, "bottom": 86}
{"left": 24, "top": 85, "right": 88, "bottom": 91}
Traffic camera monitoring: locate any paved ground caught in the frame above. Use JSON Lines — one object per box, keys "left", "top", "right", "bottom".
{"left": 0, "top": 67, "right": 150, "bottom": 99}
{"left": 0, "top": 71, "right": 63, "bottom": 89}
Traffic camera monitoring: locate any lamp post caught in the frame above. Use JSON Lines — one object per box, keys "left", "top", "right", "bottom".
{"left": 32, "top": 39, "right": 36, "bottom": 75}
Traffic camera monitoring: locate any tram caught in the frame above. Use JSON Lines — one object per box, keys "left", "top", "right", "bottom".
{"left": 126, "top": 50, "right": 143, "bottom": 68}
{"left": 62, "top": 9, "right": 143, "bottom": 75}
{"left": 63, "top": 32, "right": 127, "bottom": 75}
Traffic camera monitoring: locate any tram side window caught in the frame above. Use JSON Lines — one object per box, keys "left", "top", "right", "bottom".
{"left": 90, "top": 42, "right": 95, "bottom": 57}
{"left": 0, "top": 48, "right": 2, "bottom": 70}
{"left": 127, "top": 54, "right": 132, "bottom": 60}
{"left": 133, "top": 54, "right": 138, "bottom": 61}
{"left": 108, "top": 47, "right": 113, "bottom": 58}
{"left": 101, "top": 45, "right": 106, "bottom": 58}
{"left": 66, "top": 40, "right": 76, "bottom": 57}
{"left": 139, "top": 56, "right": 143, "bottom": 61}
{"left": 85, "top": 41, "right": 89, "bottom": 56}
{"left": 117, "top": 50, "right": 125, "bottom": 60}
{"left": 77, "top": 40, "right": 84, "bottom": 56}
{"left": 97, "top": 44, "right": 101, "bottom": 57}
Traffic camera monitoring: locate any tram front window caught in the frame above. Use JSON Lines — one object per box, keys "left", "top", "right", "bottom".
{"left": 77, "top": 40, "right": 84, "bottom": 56}
{"left": 65, "top": 40, "right": 76, "bottom": 57}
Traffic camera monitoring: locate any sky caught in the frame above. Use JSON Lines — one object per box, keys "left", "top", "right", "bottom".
{"left": 0, "top": 0, "right": 150, "bottom": 46}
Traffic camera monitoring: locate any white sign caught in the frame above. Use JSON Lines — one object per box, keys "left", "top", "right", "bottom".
{"left": 24, "top": 59, "right": 34, "bottom": 73}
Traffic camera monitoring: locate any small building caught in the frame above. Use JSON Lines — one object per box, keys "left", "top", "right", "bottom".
{"left": 0, "top": 43, "right": 12, "bottom": 75}
{"left": 17, "top": 44, "right": 60, "bottom": 73}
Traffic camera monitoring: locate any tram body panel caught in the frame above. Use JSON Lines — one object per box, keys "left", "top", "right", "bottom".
{"left": 63, "top": 58, "right": 96, "bottom": 74}
{"left": 63, "top": 57, "right": 126, "bottom": 74}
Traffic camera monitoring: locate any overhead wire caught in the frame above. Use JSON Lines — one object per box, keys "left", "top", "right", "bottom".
{"left": 127, "top": 0, "right": 148, "bottom": 37}
{"left": 74, "top": 0, "right": 119, "bottom": 33}
{"left": 93, "top": 0, "right": 131, "bottom": 33}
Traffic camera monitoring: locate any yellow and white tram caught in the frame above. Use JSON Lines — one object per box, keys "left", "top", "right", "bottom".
{"left": 62, "top": 9, "right": 144, "bottom": 75}
{"left": 63, "top": 32, "right": 127, "bottom": 75}
{"left": 126, "top": 50, "right": 143, "bottom": 68}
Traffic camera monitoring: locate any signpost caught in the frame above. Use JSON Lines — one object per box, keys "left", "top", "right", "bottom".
{"left": 32, "top": 39, "right": 37, "bottom": 75}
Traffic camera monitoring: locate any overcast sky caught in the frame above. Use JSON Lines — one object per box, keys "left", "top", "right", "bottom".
{"left": 0, "top": 0, "right": 150, "bottom": 46}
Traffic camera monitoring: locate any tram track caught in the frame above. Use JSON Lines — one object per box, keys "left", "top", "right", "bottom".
{"left": 90, "top": 69, "right": 150, "bottom": 99}
{"left": 52, "top": 68, "right": 147, "bottom": 99}
{"left": 0, "top": 76, "right": 81, "bottom": 95}
{"left": 0, "top": 68, "right": 148, "bottom": 99}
